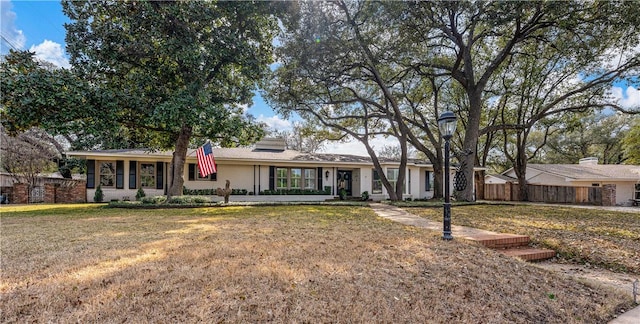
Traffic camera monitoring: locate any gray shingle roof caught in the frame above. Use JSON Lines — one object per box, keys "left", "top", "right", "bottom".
{"left": 527, "top": 164, "right": 640, "bottom": 181}
{"left": 66, "top": 148, "right": 432, "bottom": 166}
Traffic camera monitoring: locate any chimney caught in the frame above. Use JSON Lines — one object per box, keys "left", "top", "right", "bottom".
{"left": 254, "top": 137, "right": 286, "bottom": 151}
{"left": 578, "top": 157, "right": 598, "bottom": 165}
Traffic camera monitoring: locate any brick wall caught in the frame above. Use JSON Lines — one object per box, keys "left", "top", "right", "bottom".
{"left": 602, "top": 184, "right": 616, "bottom": 206}
{"left": 12, "top": 183, "right": 29, "bottom": 204}
{"left": 44, "top": 181, "right": 87, "bottom": 203}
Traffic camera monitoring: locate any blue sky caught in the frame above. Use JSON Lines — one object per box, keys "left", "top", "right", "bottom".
{"left": 1, "top": 0, "right": 638, "bottom": 156}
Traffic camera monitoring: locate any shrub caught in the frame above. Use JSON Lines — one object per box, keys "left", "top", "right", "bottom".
{"left": 141, "top": 196, "right": 167, "bottom": 204}
{"left": 166, "top": 196, "right": 210, "bottom": 204}
{"left": 94, "top": 185, "right": 104, "bottom": 202}
{"left": 339, "top": 188, "right": 347, "bottom": 200}
{"left": 361, "top": 191, "right": 369, "bottom": 201}
{"left": 135, "top": 188, "right": 146, "bottom": 201}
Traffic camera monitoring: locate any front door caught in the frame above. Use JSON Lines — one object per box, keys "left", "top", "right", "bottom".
{"left": 337, "top": 170, "right": 352, "bottom": 196}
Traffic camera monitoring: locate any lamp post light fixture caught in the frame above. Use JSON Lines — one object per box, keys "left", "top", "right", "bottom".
{"left": 437, "top": 111, "right": 457, "bottom": 241}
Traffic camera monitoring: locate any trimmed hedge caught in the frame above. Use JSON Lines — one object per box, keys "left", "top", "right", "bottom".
{"left": 183, "top": 187, "right": 249, "bottom": 195}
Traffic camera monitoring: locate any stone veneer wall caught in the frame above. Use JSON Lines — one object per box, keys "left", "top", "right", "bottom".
{"left": 602, "top": 184, "right": 616, "bottom": 206}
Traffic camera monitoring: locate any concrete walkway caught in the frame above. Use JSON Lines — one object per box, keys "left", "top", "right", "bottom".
{"left": 369, "top": 203, "right": 497, "bottom": 239}
{"left": 368, "top": 203, "right": 640, "bottom": 324}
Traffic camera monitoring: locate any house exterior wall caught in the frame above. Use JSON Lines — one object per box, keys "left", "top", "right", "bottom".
{"left": 485, "top": 175, "right": 508, "bottom": 184}
{"left": 70, "top": 150, "right": 486, "bottom": 202}
{"left": 572, "top": 180, "right": 634, "bottom": 206}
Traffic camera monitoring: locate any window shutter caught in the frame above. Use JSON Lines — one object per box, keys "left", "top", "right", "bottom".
{"left": 116, "top": 160, "right": 124, "bottom": 189}
{"left": 156, "top": 162, "right": 164, "bottom": 189}
{"left": 86, "top": 160, "right": 95, "bottom": 188}
{"left": 129, "top": 161, "right": 137, "bottom": 189}
{"left": 317, "top": 167, "right": 323, "bottom": 190}
{"left": 269, "top": 166, "right": 275, "bottom": 191}
{"left": 188, "top": 163, "right": 195, "bottom": 181}
{"left": 426, "top": 171, "right": 431, "bottom": 191}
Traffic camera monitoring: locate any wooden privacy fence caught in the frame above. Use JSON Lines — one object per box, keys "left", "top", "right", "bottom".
{"left": 484, "top": 183, "right": 614, "bottom": 205}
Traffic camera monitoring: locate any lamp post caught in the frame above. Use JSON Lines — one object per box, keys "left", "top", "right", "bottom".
{"left": 437, "top": 111, "right": 457, "bottom": 241}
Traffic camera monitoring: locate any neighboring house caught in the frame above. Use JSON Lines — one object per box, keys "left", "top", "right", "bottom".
{"left": 494, "top": 158, "right": 640, "bottom": 206}
{"left": 66, "top": 138, "right": 478, "bottom": 202}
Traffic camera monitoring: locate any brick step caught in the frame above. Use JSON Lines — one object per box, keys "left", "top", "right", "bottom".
{"left": 499, "top": 248, "right": 557, "bottom": 262}
{"left": 465, "top": 234, "right": 530, "bottom": 249}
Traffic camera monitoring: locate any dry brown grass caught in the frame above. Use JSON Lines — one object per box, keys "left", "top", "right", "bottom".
{"left": 405, "top": 204, "right": 640, "bottom": 274}
{"left": 0, "top": 204, "right": 633, "bottom": 323}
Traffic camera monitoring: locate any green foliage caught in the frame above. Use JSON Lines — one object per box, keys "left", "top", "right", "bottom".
{"left": 339, "top": 188, "right": 347, "bottom": 200}
{"left": 141, "top": 196, "right": 167, "bottom": 204}
{"left": 182, "top": 187, "right": 248, "bottom": 196}
{"left": 93, "top": 185, "right": 104, "bottom": 203}
{"left": 62, "top": 1, "right": 285, "bottom": 196}
{"left": 135, "top": 188, "right": 146, "bottom": 201}
{"left": 622, "top": 118, "right": 640, "bottom": 164}
{"left": 361, "top": 191, "right": 370, "bottom": 201}
{"left": 58, "top": 157, "right": 86, "bottom": 179}
{"left": 62, "top": 1, "right": 282, "bottom": 149}
{"left": 166, "top": 196, "right": 210, "bottom": 205}
{"left": 260, "top": 188, "right": 331, "bottom": 195}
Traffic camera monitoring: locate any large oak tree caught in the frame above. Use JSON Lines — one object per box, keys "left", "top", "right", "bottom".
{"left": 62, "top": 0, "right": 283, "bottom": 197}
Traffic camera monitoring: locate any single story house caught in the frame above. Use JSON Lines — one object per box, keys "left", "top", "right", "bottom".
{"left": 488, "top": 157, "right": 640, "bottom": 206}
{"left": 66, "top": 138, "right": 479, "bottom": 202}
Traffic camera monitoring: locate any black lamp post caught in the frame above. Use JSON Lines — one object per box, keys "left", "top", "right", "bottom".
{"left": 437, "top": 111, "right": 457, "bottom": 241}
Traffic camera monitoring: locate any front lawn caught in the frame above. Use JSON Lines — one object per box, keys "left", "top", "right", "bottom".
{"left": 0, "top": 204, "right": 633, "bottom": 322}
{"left": 405, "top": 204, "right": 640, "bottom": 274}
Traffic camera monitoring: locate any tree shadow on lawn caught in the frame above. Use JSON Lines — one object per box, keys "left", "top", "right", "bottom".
{"left": 0, "top": 205, "right": 633, "bottom": 322}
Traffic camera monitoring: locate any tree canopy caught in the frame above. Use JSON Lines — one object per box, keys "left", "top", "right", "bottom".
{"left": 60, "top": 0, "right": 284, "bottom": 196}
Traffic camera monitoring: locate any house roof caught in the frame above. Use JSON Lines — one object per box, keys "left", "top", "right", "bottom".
{"left": 525, "top": 163, "right": 640, "bottom": 181}
{"left": 65, "top": 148, "right": 433, "bottom": 167}
{"left": 485, "top": 174, "right": 518, "bottom": 182}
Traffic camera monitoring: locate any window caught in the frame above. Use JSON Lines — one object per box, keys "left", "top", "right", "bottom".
{"left": 276, "top": 168, "right": 288, "bottom": 189}
{"left": 140, "top": 163, "right": 156, "bottom": 188}
{"left": 372, "top": 169, "right": 382, "bottom": 194}
{"left": 387, "top": 168, "right": 399, "bottom": 192}
{"left": 291, "top": 168, "right": 302, "bottom": 189}
{"left": 197, "top": 170, "right": 217, "bottom": 181}
{"left": 99, "top": 161, "right": 116, "bottom": 187}
{"left": 304, "top": 169, "right": 316, "bottom": 189}
{"left": 635, "top": 183, "right": 640, "bottom": 200}
{"left": 425, "top": 171, "right": 434, "bottom": 191}
{"left": 275, "top": 167, "right": 316, "bottom": 190}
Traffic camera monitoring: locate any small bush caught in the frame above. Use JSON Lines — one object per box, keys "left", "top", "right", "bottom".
{"left": 94, "top": 185, "right": 104, "bottom": 202}
{"left": 166, "top": 196, "right": 210, "bottom": 204}
{"left": 141, "top": 196, "right": 167, "bottom": 204}
{"left": 135, "top": 188, "right": 146, "bottom": 201}
{"left": 361, "top": 191, "right": 369, "bottom": 201}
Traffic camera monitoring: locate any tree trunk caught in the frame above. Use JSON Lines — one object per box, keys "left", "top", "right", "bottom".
{"left": 458, "top": 90, "right": 482, "bottom": 202}
{"left": 515, "top": 136, "right": 529, "bottom": 201}
{"left": 167, "top": 124, "right": 192, "bottom": 198}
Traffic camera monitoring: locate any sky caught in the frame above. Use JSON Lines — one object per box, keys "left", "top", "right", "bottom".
{"left": 1, "top": 0, "right": 638, "bottom": 156}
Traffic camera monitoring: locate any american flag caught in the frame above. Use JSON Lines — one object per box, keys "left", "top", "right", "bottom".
{"left": 196, "top": 142, "right": 217, "bottom": 177}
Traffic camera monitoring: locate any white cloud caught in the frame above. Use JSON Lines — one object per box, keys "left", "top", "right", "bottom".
{"left": 30, "top": 40, "right": 70, "bottom": 68}
{"left": 257, "top": 114, "right": 292, "bottom": 130}
{"left": 0, "top": 0, "right": 26, "bottom": 51}
{"left": 611, "top": 86, "right": 640, "bottom": 110}
{"left": 323, "top": 136, "right": 399, "bottom": 156}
